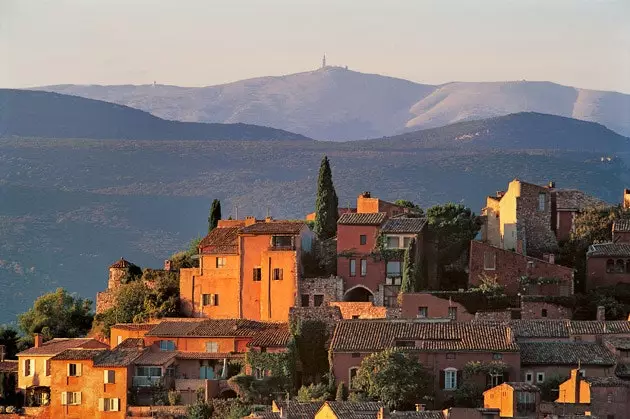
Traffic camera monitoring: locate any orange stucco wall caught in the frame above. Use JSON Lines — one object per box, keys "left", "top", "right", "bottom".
{"left": 484, "top": 384, "right": 514, "bottom": 418}
{"left": 109, "top": 327, "right": 152, "bottom": 349}
{"left": 557, "top": 369, "right": 591, "bottom": 404}
{"left": 49, "top": 359, "right": 129, "bottom": 419}
{"left": 142, "top": 336, "right": 251, "bottom": 353}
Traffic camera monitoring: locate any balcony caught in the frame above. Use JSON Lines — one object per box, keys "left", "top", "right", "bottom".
{"left": 132, "top": 376, "right": 162, "bottom": 387}
{"left": 268, "top": 244, "right": 296, "bottom": 251}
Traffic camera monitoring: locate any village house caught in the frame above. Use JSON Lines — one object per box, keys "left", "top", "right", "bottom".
{"left": 179, "top": 217, "right": 314, "bottom": 321}
{"left": 328, "top": 320, "right": 520, "bottom": 406}
{"left": 483, "top": 382, "right": 540, "bottom": 418}
{"left": 586, "top": 241, "right": 630, "bottom": 291}
{"left": 16, "top": 334, "right": 109, "bottom": 407}
{"left": 504, "top": 318, "right": 630, "bottom": 343}
{"left": 399, "top": 292, "right": 520, "bottom": 322}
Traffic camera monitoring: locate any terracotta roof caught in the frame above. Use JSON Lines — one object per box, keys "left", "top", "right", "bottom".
{"left": 337, "top": 212, "right": 387, "bottom": 226}
{"left": 50, "top": 348, "right": 108, "bottom": 361}
{"left": 115, "top": 338, "right": 145, "bottom": 349}
{"left": 109, "top": 257, "right": 134, "bottom": 269}
{"left": 240, "top": 221, "right": 305, "bottom": 235}
{"left": 248, "top": 413, "right": 280, "bottom": 419}
{"left": 0, "top": 360, "right": 18, "bottom": 373}
{"left": 509, "top": 320, "right": 570, "bottom": 339}
{"left": 391, "top": 412, "right": 444, "bottom": 419}
{"left": 274, "top": 401, "right": 324, "bottom": 418}
{"left": 93, "top": 347, "right": 145, "bottom": 367}
{"left": 323, "top": 401, "right": 384, "bottom": 419}
{"left": 17, "top": 338, "right": 105, "bottom": 356}
{"left": 380, "top": 218, "right": 427, "bottom": 234}
{"left": 330, "top": 320, "right": 518, "bottom": 352}
{"left": 605, "top": 337, "right": 630, "bottom": 350}
{"left": 613, "top": 219, "right": 630, "bottom": 233}
{"left": 519, "top": 342, "right": 616, "bottom": 366}
{"left": 144, "top": 319, "right": 207, "bottom": 336}
{"left": 329, "top": 302, "right": 388, "bottom": 319}
{"left": 505, "top": 382, "right": 540, "bottom": 392}
{"left": 584, "top": 376, "right": 630, "bottom": 388}
{"left": 568, "top": 321, "right": 630, "bottom": 335}
{"left": 554, "top": 189, "right": 605, "bottom": 211}
{"left": 175, "top": 352, "right": 244, "bottom": 360}
{"left": 587, "top": 243, "right": 630, "bottom": 257}
{"left": 134, "top": 350, "right": 177, "bottom": 366}
{"left": 199, "top": 227, "right": 240, "bottom": 254}
{"left": 111, "top": 323, "right": 156, "bottom": 332}
{"left": 247, "top": 324, "right": 291, "bottom": 348}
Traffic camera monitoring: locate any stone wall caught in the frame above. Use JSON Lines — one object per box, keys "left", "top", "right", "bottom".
{"left": 297, "top": 276, "right": 344, "bottom": 307}
{"left": 516, "top": 182, "right": 558, "bottom": 257}
{"left": 521, "top": 300, "right": 572, "bottom": 320}
{"left": 95, "top": 290, "right": 116, "bottom": 315}
{"left": 474, "top": 310, "right": 512, "bottom": 322}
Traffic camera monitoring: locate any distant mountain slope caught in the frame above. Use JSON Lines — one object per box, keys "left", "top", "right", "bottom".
{"left": 33, "top": 70, "right": 630, "bottom": 140}
{"left": 0, "top": 89, "right": 308, "bottom": 141}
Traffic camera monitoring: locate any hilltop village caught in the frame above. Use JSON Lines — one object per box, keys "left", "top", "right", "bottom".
{"left": 3, "top": 158, "right": 630, "bottom": 419}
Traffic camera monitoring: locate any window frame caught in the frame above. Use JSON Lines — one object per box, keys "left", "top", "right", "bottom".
{"left": 301, "top": 294, "right": 310, "bottom": 307}
{"left": 525, "top": 372, "right": 533, "bottom": 383}
{"left": 68, "top": 363, "right": 79, "bottom": 377}
{"left": 273, "top": 268, "right": 283, "bottom": 281}
{"left": 349, "top": 259, "right": 356, "bottom": 277}
{"left": 159, "top": 340, "right": 176, "bottom": 351}
{"left": 360, "top": 259, "right": 367, "bottom": 276}
{"left": 104, "top": 369, "right": 115, "bottom": 384}
{"left": 444, "top": 368, "right": 458, "bottom": 390}
{"left": 538, "top": 193, "right": 546, "bottom": 211}
{"left": 205, "top": 342, "right": 219, "bottom": 353}
{"left": 536, "top": 372, "right": 545, "bottom": 383}
{"left": 314, "top": 294, "right": 324, "bottom": 307}
{"left": 448, "top": 306, "right": 457, "bottom": 321}
{"left": 349, "top": 367, "right": 359, "bottom": 389}
{"left": 215, "top": 257, "right": 226, "bottom": 268}
{"left": 253, "top": 267, "right": 262, "bottom": 282}
{"left": 359, "top": 235, "right": 367, "bottom": 245}
{"left": 418, "top": 306, "right": 428, "bottom": 319}
{"left": 483, "top": 251, "right": 496, "bottom": 270}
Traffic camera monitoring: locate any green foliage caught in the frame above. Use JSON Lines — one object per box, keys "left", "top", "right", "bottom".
{"left": 371, "top": 234, "right": 405, "bottom": 263}
{"left": 313, "top": 156, "right": 339, "bottom": 240}
{"left": 0, "top": 326, "right": 19, "bottom": 359}
{"left": 120, "top": 264, "right": 143, "bottom": 285}
{"left": 168, "top": 389, "right": 181, "bottom": 406}
{"left": 394, "top": 200, "right": 424, "bottom": 215}
{"left": 463, "top": 361, "right": 509, "bottom": 378}
{"left": 225, "top": 401, "right": 252, "bottom": 419}
{"left": 451, "top": 383, "right": 483, "bottom": 408}
{"left": 335, "top": 382, "right": 347, "bottom": 402}
{"left": 187, "top": 401, "right": 213, "bottom": 419}
{"left": 354, "top": 348, "right": 430, "bottom": 410}
{"left": 538, "top": 375, "right": 568, "bottom": 402}
{"left": 427, "top": 203, "right": 481, "bottom": 278}
{"left": 228, "top": 374, "right": 285, "bottom": 405}
{"left": 296, "top": 383, "right": 330, "bottom": 402}
{"left": 18, "top": 288, "right": 93, "bottom": 340}
{"left": 0, "top": 371, "right": 18, "bottom": 406}
{"left": 471, "top": 273, "right": 505, "bottom": 296}
{"left": 347, "top": 391, "right": 368, "bottom": 402}
{"left": 400, "top": 238, "right": 417, "bottom": 293}
{"left": 208, "top": 199, "right": 222, "bottom": 233}
{"left": 292, "top": 319, "right": 330, "bottom": 383}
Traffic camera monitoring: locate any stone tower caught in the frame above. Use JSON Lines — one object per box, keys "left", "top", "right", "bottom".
{"left": 108, "top": 257, "right": 132, "bottom": 290}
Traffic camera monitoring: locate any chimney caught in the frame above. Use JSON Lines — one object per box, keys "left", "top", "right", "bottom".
{"left": 415, "top": 404, "right": 425, "bottom": 411}
{"left": 377, "top": 407, "right": 390, "bottom": 419}
{"left": 265, "top": 216, "right": 273, "bottom": 223}
{"left": 506, "top": 327, "right": 514, "bottom": 344}
{"left": 575, "top": 368, "right": 583, "bottom": 403}
{"left": 548, "top": 181, "right": 556, "bottom": 189}
{"left": 596, "top": 306, "right": 606, "bottom": 321}
{"left": 164, "top": 259, "right": 172, "bottom": 271}
{"left": 362, "top": 191, "right": 371, "bottom": 198}
{"left": 496, "top": 191, "right": 505, "bottom": 198}
{"left": 34, "top": 333, "right": 43, "bottom": 348}
{"left": 624, "top": 188, "right": 630, "bottom": 209}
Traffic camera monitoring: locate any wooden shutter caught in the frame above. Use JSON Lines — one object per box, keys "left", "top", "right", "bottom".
{"left": 67, "top": 363, "right": 71, "bottom": 377}
{"left": 113, "top": 398, "right": 120, "bottom": 411}
{"left": 61, "top": 392, "right": 67, "bottom": 405}
{"left": 98, "top": 398, "right": 105, "bottom": 411}
{"left": 457, "top": 370, "right": 463, "bottom": 388}
{"left": 439, "top": 370, "right": 445, "bottom": 390}
{"left": 31, "top": 359, "right": 35, "bottom": 375}
{"left": 76, "top": 363, "right": 82, "bottom": 376}
{"left": 76, "top": 392, "right": 82, "bottom": 404}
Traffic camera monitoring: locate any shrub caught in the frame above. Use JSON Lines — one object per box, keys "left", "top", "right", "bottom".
{"left": 186, "top": 402, "right": 213, "bottom": 419}
{"left": 296, "top": 383, "right": 330, "bottom": 402}
{"left": 168, "top": 390, "right": 181, "bottom": 406}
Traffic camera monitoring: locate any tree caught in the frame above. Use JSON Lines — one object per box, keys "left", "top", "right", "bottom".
{"left": 313, "top": 156, "right": 339, "bottom": 240}
{"left": 296, "top": 383, "right": 330, "bottom": 402}
{"left": 0, "top": 326, "right": 19, "bottom": 359}
{"left": 427, "top": 203, "right": 481, "bottom": 279}
{"left": 394, "top": 200, "right": 424, "bottom": 216}
{"left": 208, "top": 199, "right": 222, "bottom": 233}
{"left": 186, "top": 401, "right": 213, "bottom": 419}
{"left": 400, "top": 238, "right": 417, "bottom": 293}
{"left": 335, "top": 382, "right": 347, "bottom": 401}
{"left": 18, "top": 288, "right": 93, "bottom": 340}
{"left": 354, "top": 348, "right": 430, "bottom": 410}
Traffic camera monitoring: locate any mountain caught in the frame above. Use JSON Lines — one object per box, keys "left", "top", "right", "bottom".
{"left": 0, "top": 89, "right": 308, "bottom": 141}
{"left": 32, "top": 68, "right": 630, "bottom": 139}
{"left": 1, "top": 112, "right": 629, "bottom": 323}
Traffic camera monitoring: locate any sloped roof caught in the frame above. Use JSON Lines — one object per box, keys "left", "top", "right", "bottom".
{"left": 0, "top": 361, "right": 18, "bottom": 373}
{"left": 380, "top": 218, "right": 427, "bottom": 234}
{"left": 569, "top": 321, "right": 630, "bottom": 335}
{"left": 505, "top": 382, "right": 540, "bottom": 392}
{"left": 199, "top": 227, "right": 240, "bottom": 254}
{"left": 391, "top": 412, "right": 444, "bottom": 419}
{"left": 519, "top": 342, "right": 616, "bottom": 366}
{"left": 240, "top": 221, "right": 305, "bottom": 235}
{"left": 337, "top": 212, "right": 387, "bottom": 226}
{"left": 111, "top": 323, "right": 156, "bottom": 332}
{"left": 323, "top": 401, "right": 384, "bottom": 419}
{"left": 247, "top": 324, "right": 291, "bottom": 348}
{"left": 50, "top": 348, "right": 107, "bottom": 361}
{"left": 274, "top": 401, "right": 324, "bottom": 418}
{"left": 587, "top": 243, "right": 630, "bottom": 257}
{"left": 175, "top": 352, "right": 244, "bottom": 360}
{"left": 17, "top": 338, "right": 106, "bottom": 357}
{"left": 134, "top": 350, "right": 177, "bottom": 366}
{"left": 115, "top": 338, "right": 145, "bottom": 349}
{"left": 329, "top": 302, "right": 388, "bottom": 320}
{"left": 509, "top": 320, "right": 570, "bottom": 338}
{"left": 584, "top": 376, "right": 630, "bottom": 388}
{"left": 330, "top": 320, "right": 518, "bottom": 352}
{"left": 554, "top": 189, "right": 606, "bottom": 210}
{"left": 144, "top": 319, "right": 206, "bottom": 337}
{"left": 613, "top": 219, "right": 630, "bottom": 233}
{"left": 605, "top": 337, "right": 630, "bottom": 350}
{"left": 109, "top": 257, "right": 135, "bottom": 269}
{"left": 93, "top": 346, "right": 145, "bottom": 367}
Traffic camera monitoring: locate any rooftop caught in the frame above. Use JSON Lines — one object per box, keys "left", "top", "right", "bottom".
{"left": 198, "top": 226, "right": 240, "bottom": 254}
{"left": 274, "top": 401, "right": 324, "bottom": 418}
{"left": 380, "top": 218, "right": 428, "bottom": 234}
{"left": 322, "top": 401, "right": 384, "bottom": 419}
{"left": 50, "top": 348, "right": 108, "bottom": 361}
{"left": 504, "top": 382, "right": 540, "bottom": 392}
{"left": 605, "top": 337, "right": 630, "bottom": 350}
{"left": 337, "top": 212, "right": 387, "bottom": 226}
{"left": 17, "top": 338, "right": 106, "bottom": 357}
{"left": 330, "top": 320, "right": 518, "bottom": 352}
{"left": 93, "top": 346, "right": 145, "bottom": 367}
{"left": 584, "top": 376, "right": 630, "bottom": 388}
{"left": 553, "top": 189, "right": 606, "bottom": 211}
{"left": 0, "top": 360, "right": 18, "bottom": 373}
{"left": 613, "top": 219, "right": 630, "bottom": 233}
{"left": 109, "top": 257, "right": 135, "bottom": 269}
{"left": 240, "top": 220, "right": 305, "bottom": 235}
{"left": 111, "top": 323, "right": 156, "bottom": 332}
{"left": 134, "top": 350, "right": 177, "bottom": 366}
{"left": 519, "top": 342, "right": 616, "bottom": 366}
{"left": 587, "top": 243, "right": 630, "bottom": 257}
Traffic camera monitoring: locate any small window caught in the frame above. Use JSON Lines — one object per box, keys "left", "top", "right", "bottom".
{"left": 215, "top": 257, "right": 226, "bottom": 268}
{"left": 273, "top": 268, "right": 283, "bottom": 280}
{"left": 386, "top": 236, "right": 400, "bottom": 249}
{"left": 444, "top": 368, "right": 458, "bottom": 390}
{"left": 606, "top": 259, "right": 615, "bottom": 273}
{"left": 159, "top": 340, "right": 176, "bottom": 351}
{"left": 360, "top": 235, "right": 367, "bottom": 245}
{"left": 536, "top": 372, "right": 545, "bottom": 383}
{"left": 350, "top": 259, "right": 356, "bottom": 276}
{"left": 349, "top": 367, "right": 359, "bottom": 389}
{"left": 360, "top": 259, "right": 367, "bottom": 276}
{"left": 24, "top": 359, "right": 32, "bottom": 376}
{"left": 352, "top": 315, "right": 359, "bottom": 319}
{"left": 104, "top": 370, "right": 115, "bottom": 384}
{"left": 45, "top": 359, "right": 50, "bottom": 376}
{"left": 448, "top": 307, "right": 457, "bottom": 320}
{"left": 615, "top": 259, "right": 625, "bottom": 273}
{"left": 418, "top": 306, "right": 428, "bottom": 318}
{"left": 203, "top": 294, "right": 219, "bottom": 306}
{"left": 352, "top": 353, "right": 361, "bottom": 358}
{"left": 403, "top": 237, "right": 411, "bottom": 248}
{"left": 117, "top": 335, "right": 123, "bottom": 345}
{"left": 68, "top": 363, "right": 79, "bottom": 377}
{"left": 301, "top": 294, "right": 310, "bottom": 307}
{"left": 254, "top": 367, "right": 264, "bottom": 380}
{"left": 205, "top": 342, "right": 219, "bottom": 353}
{"left": 446, "top": 353, "right": 456, "bottom": 360}
{"left": 483, "top": 251, "right": 496, "bottom": 270}
{"left": 579, "top": 369, "right": 586, "bottom": 377}
{"left": 99, "top": 398, "right": 119, "bottom": 412}
{"left": 538, "top": 193, "right": 546, "bottom": 211}
{"left": 607, "top": 392, "right": 613, "bottom": 403}
{"left": 574, "top": 336, "right": 582, "bottom": 342}
{"left": 541, "top": 309, "right": 548, "bottom": 318}
{"left": 493, "top": 353, "right": 503, "bottom": 360}
{"left": 314, "top": 294, "right": 324, "bottom": 307}
{"left": 253, "top": 267, "right": 262, "bottom": 282}
{"left": 525, "top": 372, "right": 533, "bottom": 383}
{"left": 63, "top": 392, "right": 81, "bottom": 405}
{"left": 386, "top": 261, "right": 401, "bottom": 277}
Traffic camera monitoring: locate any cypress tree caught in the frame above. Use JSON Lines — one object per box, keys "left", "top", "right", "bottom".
{"left": 208, "top": 199, "right": 221, "bottom": 233}
{"left": 400, "top": 238, "right": 417, "bottom": 293}
{"left": 335, "top": 382, "right": 347, "bottom": 401}
{"left": 313, "top": 156, "right": 339, "bottom": 240}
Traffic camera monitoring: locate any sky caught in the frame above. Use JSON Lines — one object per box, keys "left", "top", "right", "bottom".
{"left": 1, "top": 0, "right": 629, "bottom": 93}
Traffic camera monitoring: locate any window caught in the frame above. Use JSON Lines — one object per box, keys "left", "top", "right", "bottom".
{"left": 418, "top": 306, "right": 428, "bottom": 318}
{"left": 579, "top": 369, "right": 586, "bottom": 377}
{"left": 352, "top": 315, "right": 359, "bottom": 319}
{"left": 448, "top": 307, "right": 457, "bottom": 321}
{"left": 538, "top": 193, "right": 546, "bottom": 211}
{"left": 271, "top": 236, "right": 292, "bottom": 249}
{"left": 215, "top": 257, "right": 226, "bottom": 268}
{"left": 615, "top": 259, "right": 625, "bottom": 273}
{"left": 349, "top": 367, "right": 359, "bottom": 389}
{"left": 386, "top": 236, "right": 400, "bottom": 249}
{"left": 352, "top": 353, "right": 361, "bottom": 358}
{"left": 136, "top": 366, "right": 162, "bottom": 377}
{"left": 606, "top": 259, "right": 615, "bottom": 273}
{"left": 444, "top": 368, "right": 458, "bottom": 390}
{"left": 45, "top": 359, "right": 50, "bottom": 376}
{"left": 159, "top": 340, "right": 176, "bottom": 351}
{"left": 314, "top": 294, "right": 324, "bottom": 307}
{"left": 360, "top": 235, "right": 367, "bottom": 245}
{"left": 68, "top": 363, "right": 81, "bottom": 377}
{"left": 205, "top": 342, "right": 219, "bottom": 353}
{"left": 254, "top": 368, "right": 264, "bottom": 380}
{"left": 446, "top": 353, "right": 456, "bottom": 360}
{"left": 525, "top": 372, "right": 533, "bottom": 383}
{"left": 360, "top": 259, "right": 367, "bottom": 276}
{"left": 483, "top": 251, "right": 496, "bottom": 270}
{"left": 301, "top": 294, "right": 310, "bottom": 307}
{"left": 62, "top": 392, "right": 81, "bottom": 405}
{"left": 202, "top": 294, "right": 219, "bottom": 306}
{"left": 273, "top": 268, "right": 283, "bottom": 280}
{"left": 24, "top": 359, "right": 32, "bottom": 376}
{"left": 541, "top": 309, "right": 548, "bottom": 318}
{"left": 492, "top": 353, "right": 503, "bottom": 360}
{"left": 386, "top": 261, "right": 401, "bottom": 277}
{"left": 99, "top": 398, "right": 120, "bottom": 412}
{"left": 607, "top": 392, "right": 613, "bottom": 403}
{"left": 104, "top": 370, "right": 115, "bottom": 384}
{"left": 253, "top": 267, "right": 262, "bottom": 282}
{"left": 349, "top": 259, "right": 356, "bottom": 276}
{"left": 490, "top": 373, "right": 504, "bottom": 387}
{"left": 536, "top": 372, "right": 545, "bottom": 383}
{"left": 403, "top": 237, "right": 411, "bottom": 248}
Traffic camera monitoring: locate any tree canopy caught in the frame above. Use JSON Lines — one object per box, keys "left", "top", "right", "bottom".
{"left": 313, "top": 156, "right": 339, "bottom": 240}
{"left": 394, "top": 200, "right": 424, "bottom": 216}
{"left": 353, "top": 348, "right": 430, "bottom": 410}
{"left": 208, "top": 199, "right": 222, "bottom": 233}
{"left": 0, "top": 326, "right": 20, "bottom": 359}
{"left": 400, "top": 238, "right": 418, "bottom": 293}
{"left": 18, "top": 288, "right": 93, "bottom": 340}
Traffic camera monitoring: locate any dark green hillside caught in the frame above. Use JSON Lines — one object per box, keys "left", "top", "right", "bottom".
{"left": 0, "top": 89, "right": 309, "bottom": 141}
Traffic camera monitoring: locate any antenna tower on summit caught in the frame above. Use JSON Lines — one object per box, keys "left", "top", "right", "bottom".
{"left": 322, "top": 54, "right": 326, "bottom": 68}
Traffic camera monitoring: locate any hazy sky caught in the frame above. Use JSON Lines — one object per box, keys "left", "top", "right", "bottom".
{"left": 2, "top": 0, "right": 629, "bottom": 93}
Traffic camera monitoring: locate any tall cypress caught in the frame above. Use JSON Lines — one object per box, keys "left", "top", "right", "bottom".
{"left": 313, "top": 156, "right": 339, "bottom": 240}
{"left": 400, "top": 238, "right": 417, "bottom": 293}
{"left": 208, "top": 199, "right": 222, "bottom": 233}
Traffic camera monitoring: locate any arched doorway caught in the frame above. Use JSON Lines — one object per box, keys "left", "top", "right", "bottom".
{"left": 343, "top": 285, "right": 374, "bottom": 302}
